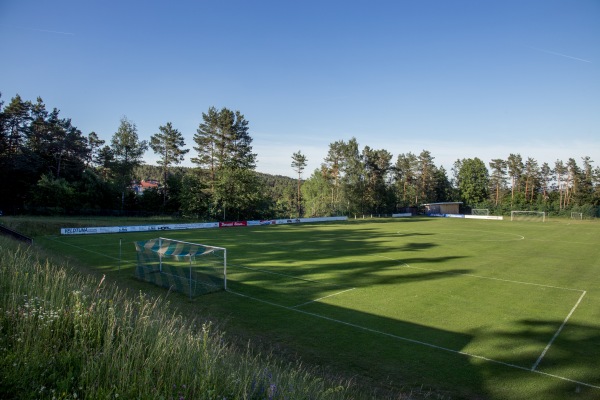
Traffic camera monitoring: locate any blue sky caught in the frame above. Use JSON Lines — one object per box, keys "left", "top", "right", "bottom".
{"left": 1, "top": 0, "right": 599, "bottom": 178}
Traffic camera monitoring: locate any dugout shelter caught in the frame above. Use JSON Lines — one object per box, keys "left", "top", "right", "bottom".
{"left": 422, "top": 202, "right": 463, "bottom": 215}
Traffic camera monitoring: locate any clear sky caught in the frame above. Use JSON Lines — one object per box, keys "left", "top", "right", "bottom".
{"left": 1, "top": 0, "right": 599, "bottom": 178}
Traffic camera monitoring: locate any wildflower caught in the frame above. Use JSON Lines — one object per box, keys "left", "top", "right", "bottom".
{"left": 268, "top": 383, "right": 277, "bottom": 400}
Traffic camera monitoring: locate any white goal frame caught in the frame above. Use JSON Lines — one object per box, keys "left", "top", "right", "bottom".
{"left": 472, "top": 209, "right": 490, "bottom": 216}
{"left": 510, "top": 211, "right": 546, "bottom": 222}
{"left": 135, "top": 237, "right": 228, "bottom": 297}
{"left": 570, "top": 212, "right": 583, "bottom": 220}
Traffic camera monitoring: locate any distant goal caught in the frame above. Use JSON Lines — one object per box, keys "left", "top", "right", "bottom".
{"left": 134, "top": 238, "right": 227, "bottom": 298}
{"left": 570, "top": 212, "right": 583, "bottom": 220}
{"left": 471, "top": 209, "right": 490, "bottom": 216}
{"left": 510, "top": 211, "right": 546, "bottom": 222}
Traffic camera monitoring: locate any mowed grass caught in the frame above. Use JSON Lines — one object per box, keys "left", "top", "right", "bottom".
{"left": 37, "top": 217, "right": 600, "bottom": 399}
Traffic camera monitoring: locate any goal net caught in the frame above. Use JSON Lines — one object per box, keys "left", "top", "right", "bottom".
{"left": 510, "top": 211, "right": 546, "bottom": 222}
{"left": 472, "top": 209, "right": 489, "bottom": 216}
{"left": 570, "top": 212, "right": 583, "bottom": 220}
{"left": 134, "top": 238, "right": 227, "bottom": 298}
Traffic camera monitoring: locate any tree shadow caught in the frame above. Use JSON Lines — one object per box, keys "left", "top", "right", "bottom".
{"left": 468, "top": 319, "right": 600, "bottom": 399}
{"left": 41, "top": 222, "right": 600, "bottom": 399}
{"left": 222, "top": 273, "right": 485, "bottom": 399}
{"left": 221, "top": 271, "right": 600, "bottom": 399}
{"left": 395, "top": 232, "right": 436, "bottom": 238}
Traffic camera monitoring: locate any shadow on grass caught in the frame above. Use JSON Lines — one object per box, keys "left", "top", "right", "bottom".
{"left": 223, "top": 279, "right": 484, "bottom": 399}
{"left": 221, "top": 275, "right": 600, "bottom": 399}
{"left": 33, "top": 221, "right": 600, "bottom": 399}
{"left": 468, "top": 319, "right": 600, "bottom": 399}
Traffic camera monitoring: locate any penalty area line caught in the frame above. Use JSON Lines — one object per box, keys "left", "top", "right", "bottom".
{"left": 229, "top": 263, "right": 347, "bottom": 288}
{"left": 291, "top": 288, "right": 356, "bottom": 308}
{"left": 531, "top": 290, "right": 587, "bottom": 371}
{"left": 226, "top": 290, "right": 600, "bottom": 390}
{"left": 376, "top": 255, "right": 585, "bottom": 292}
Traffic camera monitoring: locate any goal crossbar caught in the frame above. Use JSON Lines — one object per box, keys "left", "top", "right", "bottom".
{"left": 472, "top": 209, "right": 490, "bottom": 216}
{"left": 138, "top": 237, "right": 225, "bottom": 256}
{"left": 570, "top": 212, "right": 583, "bottom": 220}
{"left": 511, "top": 211, "right": 546, "bottom": 222}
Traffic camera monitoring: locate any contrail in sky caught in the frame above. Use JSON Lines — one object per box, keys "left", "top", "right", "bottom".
{"left": 530, "top": 46, "right": 591, "bottom": 63}
{"left": 31, "top": 28, "right": 74, "bottom": 35}
{"left": 1, "top": 25, "right": 74, "bottom": 35}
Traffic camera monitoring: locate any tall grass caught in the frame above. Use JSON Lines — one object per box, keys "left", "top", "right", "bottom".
{"left": 0, "top": 238, "right": 354, "bottom": 400}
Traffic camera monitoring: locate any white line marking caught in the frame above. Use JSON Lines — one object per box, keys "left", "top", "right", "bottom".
{"left": 379, "top": 254, "right": 590, "bottom": 375}
{"left": 227, "top": 290, "right": 600, "bottom": 389}
{"left": 396, "top": 229, "right": 524, "bottom": 241}
{"left": 527, "top": 238, "right": 598, "bottom": 246}
{"left": 47, "top": 233, "right": 598, "bottom": 389}
{"left": 230, "top": 263, "right": 345, "bottom": 288}
{"left": 531, "top": 290, "right": 587, "bottom": 371}
{"left": 45, "top": 236, "right": 122, "bottom": 261}
{"left": 291, "top": 288, "right": 356, "bottom": 308}
{"left": 376, "top": 255, "right": 585, "bottom": 292}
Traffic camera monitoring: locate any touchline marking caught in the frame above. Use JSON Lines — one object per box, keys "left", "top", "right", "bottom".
{"left": 227, "top": 290, "right": 600, "bottom": 389}
{"left": 527, "top": 238, "right": 598, "bottom": 246}
{"left": 45, "top": 236, "right": 122, "bottom": 261}
{"left": 531, "top": 290, "right": 587, "bottom": 371}
{"left": 395, "top": 230, "right": 524, "bottom": 241}
{"left": 376, "top": 255, "right": 585, "bottom": 292}
{"left": 291, "top": 288, "right": 356, "bottom": 308}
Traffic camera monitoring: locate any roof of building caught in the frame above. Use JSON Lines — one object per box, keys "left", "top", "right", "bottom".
{"left": 421, "top": 202, "right": 463, "bottom": 206}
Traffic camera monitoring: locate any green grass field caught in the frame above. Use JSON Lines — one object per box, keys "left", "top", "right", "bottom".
{"left": 37, "top": 217, "right": 600, "bottom": 399}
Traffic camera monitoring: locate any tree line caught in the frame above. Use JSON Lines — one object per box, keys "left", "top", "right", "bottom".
{"left": 1, "top": 92, "right": 598, "bottom": 219}
{"left": 299, "top": 141, "right": 599, "bottom": 217}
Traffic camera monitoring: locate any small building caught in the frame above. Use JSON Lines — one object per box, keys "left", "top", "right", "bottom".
{"left": 422, "top": 202, "right": 463, "bottom": 215}
{"left": 132, "top": 180, "right": 159, "bottom": 195}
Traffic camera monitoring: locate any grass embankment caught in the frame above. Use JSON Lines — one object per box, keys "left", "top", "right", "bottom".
{"left": 0, "top": 237, "right": 354, "bottom": 400}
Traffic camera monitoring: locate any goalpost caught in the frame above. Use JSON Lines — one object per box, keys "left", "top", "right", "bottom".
{"left": 471, "top": 209, "right": 490, "bottom": 216}
{"left": 570, "top": 212, "right": 583, "bottom": 220}
{"left": 510, "top": 211, "right": 546, "bottom": 222}
{"left": 134, "top": 237, "right": 227, "bottom": 298}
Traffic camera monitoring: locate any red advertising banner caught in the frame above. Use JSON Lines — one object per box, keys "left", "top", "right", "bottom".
{"left": 219, "top": 221, "right": 248, "bottom": 228}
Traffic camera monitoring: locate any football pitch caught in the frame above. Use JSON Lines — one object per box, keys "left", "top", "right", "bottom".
{"left": 38, "top": 217, "right": 600, "bottom": 399}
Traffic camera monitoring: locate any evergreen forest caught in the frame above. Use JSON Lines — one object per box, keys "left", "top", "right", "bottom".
{"left": 1, "top": 93, "right": 599, "bottom": 219}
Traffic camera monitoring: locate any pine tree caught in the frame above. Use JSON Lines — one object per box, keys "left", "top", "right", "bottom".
{"left": 324, "top": 140, "right": 345, "bottom": 212}
{"left": 150, "top": 122, "right": 189, "bottom": 206}
{"left": 193, "top": 107, "right": 258, "bottom": 219}
{"left": 111, "top": 117, "right": 148, "bottom": 209}
{"left": 507, "top": 153, "right": 523, "bottom": 207}
{"left": 523, "top": 157, "right": 539, "bottom": 203}
{"left": 291, "top": 150, "right": 307, "bottom": 217}
{"left": 489, "top": 159, "right": 507, "bottom": 206}
{"left": 395, "top": 152, "right": 418, "bottom": 208}
{"left": 192, "top": 107, "right": 220, "bottom": 188}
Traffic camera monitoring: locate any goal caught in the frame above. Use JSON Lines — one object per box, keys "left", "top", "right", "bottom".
{"left": 570, "top": 212, "right": 583, "bottom": 220}
{"left": 134, "top": 238, "right": 227, "bottom": 298}
{"left": 510, "top": 211, "right": 546, "bottom": 222}
{"left": 471, "top": 209, "right": 490, "bottom": 216}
